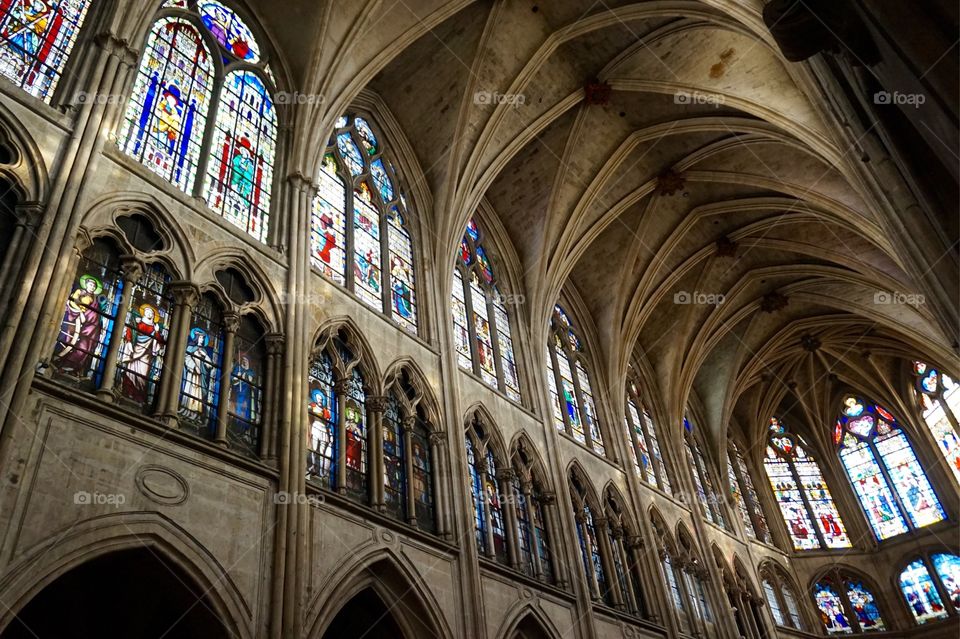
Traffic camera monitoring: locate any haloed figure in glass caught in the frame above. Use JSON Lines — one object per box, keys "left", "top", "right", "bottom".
{"left": 180, "top": 327, "right": 216, "bottom": 423}
{"left": 230, "top": 354, "right": 257, "bottom": 424}
{"left": 307, "top": 387, "right": 333, "bottom": 480}
{"left": 53, "top": 274, "right": 106, "bottom": 377}
{"left": 118, "top": 303, "right": 165, "bottom": 403}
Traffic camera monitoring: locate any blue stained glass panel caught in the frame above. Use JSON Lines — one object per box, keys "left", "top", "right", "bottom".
{"left": 198, "top": 0, "right": 260, "bottom": 61}
{"left": 337, "top": 132, "right": 363, "bottom": 176}
{"left": 815, "top": 583, "right": 853, "bottom": 634}
{"left": 932, "top": 554, "right": 960, "bottom": 612}
{"left": 846, "top": 581, "right": 885, "bottom": 631}
{"left": 900, "top": 560, "right": 948, "bottom": 624}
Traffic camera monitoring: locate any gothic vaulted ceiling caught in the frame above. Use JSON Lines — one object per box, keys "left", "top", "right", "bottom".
{"left": 244, "top": 0, "right": 957, "bottom": 446}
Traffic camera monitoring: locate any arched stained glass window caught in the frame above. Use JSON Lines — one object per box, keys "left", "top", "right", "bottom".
{"left": 178, "top": 293, "right": 225, "bottom": 435}
{"left": 728, "top": 441, "right": 770, "bottom": 542}
{"left": 465, "top": 436, "right": 486, "bottom": 551}
{"left": 813, "top": 570, "right": 888, "bottom": 634}
{"left": 684, "top": 417, "right": 728, "bottom": 529}
{"left": 116, "top": 263, "right": 172, "bottom": 411}
{"left": 783, "top": 586, "right": 804, "bottom": 630}
{"left": 815, "top": 582, "right": 854, "bottom": 634}
{"left": 899, "top": 559, "right": 949, "bottom": 624}
{"left": 120, "top": 2, "right": 277, "bottom": 241}
{"left": 343, "top": 367, "right": 367, "bottom": 500}
{"left": 486, "top": 449, "right": 508, "bottom": 562}
{"left": 465, "top": 416, "right": 510, "bottom": 566}
{"left": 763, "top": 418, "right": 850, "bottom": 550}
{"left": 763, "top": 579, "right": 785, "bottom": 625}
{"left": 931, "top": 554, "right": 960, "bottom": 613}
{"left": 912, "top": 362, "right": 960, "bottom": 484}
{"left": 624, "top": 379, "right": 673, "bottom": 493}
{"left": 202, "top": 70, "right": 276, "bottom": 242}
{"left": 382, "top": 395, "right": 405, "bottom": 518}
{"left": 306, "top": 350, "right": 336, "bottom": 488}
{"left": 760, "top": 563, "right": 807, "bottom": 630}
{"left": 311, "top": 114, "right": 417, "bottom": 332}
{"left": 410, "top": 419, "right": 434, "bottom": 531}
{"left": 226, "top": 314, "right": 263, "bottom": 453}
{"left": 452, "top": 217, "right": 521, "bottom": 400}
{"left": 511, "top": 445, "right": 554, "bottom": 584}
{"left": 548, "top": 305, "right": 604, "bottom": 455}
{"left": 0, "top": 0, "right": 90, "bottom": 101}
{"left": 836, "top": 395, "right": 945, "bottom": 540}
{"left": 571, "top": 472, "right": 607, "bottom": 601}
{"left": 50, "top": 239, "right": 123, "bottom": 388}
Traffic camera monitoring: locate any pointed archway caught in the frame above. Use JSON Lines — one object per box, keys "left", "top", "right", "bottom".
{"left": 322, "top": 588, "right": 405, "bottom": 639}
{"left": 1, "top": 548, "right": 230, "bottom": 639}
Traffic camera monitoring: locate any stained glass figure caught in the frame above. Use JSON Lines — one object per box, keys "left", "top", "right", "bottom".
{"left": 312, "top": 114, "right": 417, "bottom": 332}
{"left": 228, "top": 315, "right": 263, "bottom": 453}
{"left": 815, "top": 582, "right": 853, "bottom": 634}
{"left": 410, "top": 420, "right": 433, "bottom": 531}
{"left": 932, "top": 554, "right": 960, "bottom": 612}
{"left": 203, "top": 70, "right": 276, "bottom": 242}
{"left": 914, "top": 362, "right": 960, "bottom": 484}
{"left": 452, "top": 270, "right": 471, "bottom": 369}
{"left": 466, "top": 436, "right": 486, "bottom": 552}
{"left": 115, "top": 264, "right": 171, "bottom": 409}
{"left": 548, "top": 305, "right": 605, "bottom": 454}
{"left": 453, "top": 216, "right": 522, "bottom": 399}
{"left": 51, "top": 239, "right": 122, "bottom": 386}
{"left": 198, "top": 0, "right": 259, "bottom": 61}
{"left": 900, "top": 560, "right": 948, "bottom": 624}
{"left": 625, "top": 396, "right": 654, "bottom": 484}
{"left": 733, "top": 443, "right": 769, "bottom": 542}
{"left": 0, "top": 0, "right": 90, "bottom": 101}
{"left": 306, "top": 351, "right": 336, "bottom": 487}
{"left": 119, "top": 18, "right": 213, "bottom": 194}
{"left": 763, "top": 422, "right": 850, "bottom": 550}
{"left": 729, "top": 451, "right": 755, "bottom": 537}
{"left": 837, "top": 395, "right": 944, "bottom": 540}
{"left": 382, "top": 396, "right": 405, "bottom": 518}
{"left": 343, "top": 368, "right": 366, "bottom": 501}
{"left": 685, "top": 420, "right": 727, "bottom": 528}
{"left": 311, "top": 154, "right": 346, "bottom": 284}
{"left": 178, "top": 294, "right": 224, "bottom": 435}
{"left": 845, "top": 581, "right": 885, "bottom": 631}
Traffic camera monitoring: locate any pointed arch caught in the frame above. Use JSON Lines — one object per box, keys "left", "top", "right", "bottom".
{"left": 311, "top": 317, "right": 382, "bottom": 388}
{"left": 304, "top": 548, "right": 449, "bottom": 639}
{"left": 496, "top": 604, "right": 562, "bottom": 639}
{"left": 465, "top": 406, "right": 511, "bottom": 564}
{"left": 507, "top": 431, "right": 556, "bottom": 584}
{"left": 809, "top": 564, "right": 888, "bottom": 633}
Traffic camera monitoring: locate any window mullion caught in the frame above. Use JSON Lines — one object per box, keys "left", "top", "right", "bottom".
{"left": 378, "top": 200, "right": 391, "bottom": 316}
{"left": 344, "top": 185, "right": 356, "bottom": 292}
{"left": 789, "top": 461, "right": 829, "bottom": 549}
{"left": 462, "top": 270, "right": 482, "bottom": 377}
{"left": 485, "top": 288, "right": 506, "bottom": 393}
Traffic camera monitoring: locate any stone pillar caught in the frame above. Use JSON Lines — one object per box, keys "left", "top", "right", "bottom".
{"left": 499, "top": 468, "right": 520, "bottom": 569}
{"left": 260, "top": 334, "right": 284, "bottom": 460}
{"left": 612, "top": 526, "right": 639, "bottom": 613}
{"left": 429, "top": 431, "right": 447, "bottom": 537}
{"left": 95, "top": 255, "right": 144, "bottom": 401}
{"left": 478, "top": 456, "right": 496, "bottom": 559}
{"left": 522, "top": 481, "right": 543, "bottom": 579}
{"left": 334, "top": 377, "right": 350, "bottom": 494}
{"left": 365, "top": 395, "right": 390, "bottom": 510}
{"left": 540, "top": 491, "right": 566, "bottom": 588}
{"left": 154, "top": 282, "right": 199, "bottom": 426}
{"left": 0, "top": 202, "right": 42, "bottom": 323}
{"left": 594, "top": 517, "right": 624, "bottom": 608}
{"left": 402, "top": 416, "right": 417, "bottom": 525}
{"left": 214, "top": 312, "right": 240, "bottom": 445}
{"left": 575, "top": 511, "right": 602, "bottom": 600}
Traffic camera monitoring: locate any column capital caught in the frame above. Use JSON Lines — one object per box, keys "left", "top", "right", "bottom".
{"left": 14, "top": 201, "right": 44, "bottom": 226}
{"left": 333, "top": 378, "right": 353, "bottom": 394}
{"left": 401, "top": 415, "right": 418, "bottom": 432}
{"left": 365, "top": 395, "right": 391, "bottom": 413}
{"left": 264, "top": 333, "right": 284, "bottom": 354}
{"left": 119, "top": 254, "right": 144, "bottom": 282}
{"left": 286, "top": 171, "right": 318, "bottom": 196}
{"left": 610, "top": 525, "right": 624, "bottom": 540}
{"left": 627, "top": 534, "right": 644, "bottom": 550}
{"left": 222, "top": 311, "right": 241, "bottom": 334}
{"left": 168, "top": 281, "right": 201, "bottom": 308}
{"left": 428, "top": 430, "right": 446, "bottom": 446}
{"left": 94, "top": 31, "right": 138, "bottom": 65}
{"left": 497, "top": 467, "right": 517, "bottom": 482}
{"left": 539, "top": 491, "right": 556, "bottom": 506}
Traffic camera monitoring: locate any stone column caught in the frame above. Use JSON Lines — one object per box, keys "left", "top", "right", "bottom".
{"left": 402, "top": 416, "right": 417, "bottom": 525}
{"left": 365, "top": 395, "right": 390, "bottom": 510}
{"left": 522, "top": 481, "right": 543, "bottom": 579}
{"left": 627, "top": 535, "right": 651, "bottom": 619}
{"left": 477, "top": 456, "right": 496, "bottom": 559}
{"left": 154, "top": 282, "right": 199, "bottom": 426}
{"left": 334, "top": 377, "right": 350, "bottom": 494}
{"left": 429, "top": 431, "right": 448, "bottom": 537}
{"left": 214, "top": 312, "right": 240, "bottom": 445}
{"left": 95, "top": 255, "right": 144, "bottom": 401}
{"left": 540, "top": 491, "right": 567, "bottom": 588}
{"left": 612, "top": 526, "right": 638, "bottom": 613}
{"left": 594, "top": 517, "right": 624, "bottom": 608}
{"left": 260, "top": 333, "right": 284, "bottom": 460}
{"left": 0, "top": 202, "right": 42, "bottom": 323}
{"left": 498, "top": 468, "right": 520, "bottom": 569}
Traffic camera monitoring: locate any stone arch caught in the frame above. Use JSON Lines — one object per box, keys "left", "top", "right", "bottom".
{"left": 496, "top": 603, "right": 562, "bottom": 639}
{"left": 304, "top": 548, "right": 450, "bottom": 639}
{"left": 383, "top": 357, "right": 441, "bottom": 428}
{"left": 312, "top": 316, "right": 383, "bottom": 392}
{"left": 0, "top": 514, "right": 250, "bottom": 638}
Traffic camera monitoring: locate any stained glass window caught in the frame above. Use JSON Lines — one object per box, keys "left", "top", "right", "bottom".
{"left": 837, "top": 395, "right": 945, "bottom": 540}
{"left": 729, "top": 452, "right": 755, "bottom": 538}
{"left": 624, "top": 382, "right": 675, "bottom": 493}
{"left": 664, "top": 555, "right": 684, "bottom": 611}
{"left": 179, "top": 293, "right": 225, "bottom": 436}
{"left": 0, "top": 0, "right": 91, "bottom": 101}
{"left": 226, "top": 314, "right": 263, "bottom": 454}
{"left": 453, "top": 216, "right": 521, "bottom": 400}
{"left": 410, "top": 420, "right": 434, "bottom": 531}
{"left": 900, "top": 560, "right": 948, "bottom": 624}
{"left": 913, "top": 362, "right": 960, "bottom": 485}
{"left": 815, "top": 582, "right": 854, "bottom": 634}
{"left": 684, "top": 418, "right": 727, "bottom": 528}
{"left": 382, "top": 396, "right": 405, "bottom": 519}
{"left": 763, "top": 420, "right": 850, "bottom": 550}
{"left": 311, "top": 114, "right": 417, "bottom": 332}
{"left": 343, "top": 368, "right": 367, "bottom": 501}
{"left": 783, "top": 586, "right": 804, "bottom": 629}
{"left": 846, "top": 581, "right": 885, "bottom": 631}
{"left": 198, "top": 0, "right": 259, "bottom": 61}
{"left": 582, "top": 505, "right": 606, "bottom": 597}
{"left": 202, "top": 70, "right": 276, "bottom": 241}
{"left": 932, "top": 554, "right": 960, "bottom": 612}
{"left": 119, "top": 18, "right": 213, "bottom": 194}
{"left": 466, "top": 436, "right": 486, "bottom": 552}
{"left": 731, "top": 442, "right": 769, "bottom": 542}
{"left": 486, "top": 450, "right": 508, "bottom": 563}
{"left": 764, "top": 579, "right": 785, "bottom": 625}
{"left": 306, "top": 351, "right": 337, "bottom": 488}
{"left": 548, "top": 305, "right": 605, "bottom": 455}
{"left": 115, "top": 263, "right": 171, "bottom": 410}
{"left": 532, "top": 491, "right": 553, "bottom": 583}
{"left": 51, "top": 239, "right": 123, "bottom": 388}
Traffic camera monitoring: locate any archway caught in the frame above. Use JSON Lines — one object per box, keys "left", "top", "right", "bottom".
{"left": 322, "top": 588, "right": 405, "bottom": 639}
{"left": 1, "top": 549, "right": 231, "bottom": 639}
{"left": 511, "top": 614, "right": 555, "bottom": 639}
